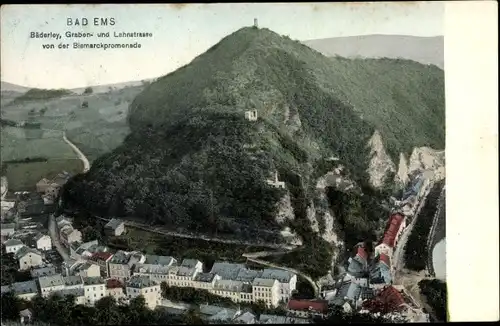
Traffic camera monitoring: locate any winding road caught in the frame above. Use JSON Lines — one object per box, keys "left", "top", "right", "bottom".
{"left": 63, "top": 131, "right": 90, "bottom": 173}
{"left": 47, "top": 132, "right": 91, "bottom": 262}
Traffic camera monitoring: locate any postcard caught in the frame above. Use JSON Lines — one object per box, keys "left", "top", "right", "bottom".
{"left": 1, "top": 2, "right": 498, "bottom": 324}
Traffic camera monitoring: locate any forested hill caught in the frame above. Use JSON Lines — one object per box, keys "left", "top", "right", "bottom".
{"left": 62, "top": 26, "right": 445, "bottom": 244}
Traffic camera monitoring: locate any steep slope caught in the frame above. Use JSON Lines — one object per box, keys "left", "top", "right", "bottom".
{"left": 303, "top": 34, "right": 444, "bottom": 69}
{"left": 62, "top": 27, "right": 445, "bottom": 275}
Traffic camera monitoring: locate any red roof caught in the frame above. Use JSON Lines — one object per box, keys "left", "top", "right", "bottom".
{"left": 378, "top": 286, "right": 405, "bottom": 310}
{"left": 379, "top": 253, "right": 391, "bottom": 267}
{"left": 91, "top": 251, "right": 113, "bottom": 261}
{"left": 287, "top": 299, "right": 328, "bottom": 314}
{"left": 362, "top": 286, "right": 405, "bottom": 313}
{"left": 382, "top": 213, "right": 405, "bottom": 247}
{"left": 356, "top": 246, "right": 368, "bottom": 260}
{"left": 106, "top": 279, "right": 123, "bottom": 289}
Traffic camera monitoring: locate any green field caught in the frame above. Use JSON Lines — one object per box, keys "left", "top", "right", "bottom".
{"left": 4, "top": 158, "right": 83, "bottom": 191}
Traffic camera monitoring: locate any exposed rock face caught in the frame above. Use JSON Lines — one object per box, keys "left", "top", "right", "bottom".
{"left": 283, "top": 104, "right": 302, "bottom": 133}
{"left": 408, "top": 147, "right": 446, "bottom": 181}
{"left": 306, "top": 202, "right": 320, "bottom": 234}
{"left": 275, "top": 192, "right": 295, "bottom": 223}
{"left": 395, "top": 153, "right": 410, "bottom": 186}
{"left": 367, "top": 130, "right": 396, "bottom": 189}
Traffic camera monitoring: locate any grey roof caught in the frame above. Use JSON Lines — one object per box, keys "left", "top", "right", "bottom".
{"left": 157, "top": 306, "right": 186, "bottom": 316}
{"left": 234, "top": 311, "right": 256, "bottom": 324}
{"left": 63, "top": 276, "right": 83, "bottom": 286}
{"left": 33, "top": 233, "right": 48, "bottom": 241}
{"left": 199, "top": 305, "right": 238, "bottom": 321}
{"left": 210, "top": 262, "right": 246, "bottom": 280}
{"left": 82, "top": 276, "right": 105, "bottom": 286}
{"left": 110, "top": 250, "right": 130, "bottom": 264}
{"left": 54, "top": 287, "right": 85, "bottom": 298}
{"left": 1, "top": 223, "right": 15, "bottom": 230}
{"left": 332, "top": 281, "right": 352, "bottom": 306}
{"left": 347, "top": 258, "right": 366, "bottom": 278}
{"left": 177, "top": 266, "right": 197, "bottom": 277}
{"left": 135, "top": 263, "right": 171, "bottom": 275}
{"left": 1, "top": 285, "right": 12, "bottom": 294}
{"left": 126, "top": 275, "right": 157, "bottom": 288}
{"left": 180, "top": 258, "right": 201, "bottom": 269}
{"left": 30, "top": 266, "right": 57, "bottom": 277}
{"left": 38, "top": 274, "right": 65, "bottom": 288}
{"left": 252, "top": 278, "right": 276, "bottom": 287}
{"left": 4, "top": 238, "right": 23, "bottom": 247}
{"left": 194, "top": 272, "right": 216, "bottom": 283}
{"left": 11, "top": 280, "right": 38, "bottom": 295}
{"left": 19, "top": 308, "right": 33, "bottom": 317}
{"left": 259, "top": 314, "right": 287, "bottom": 324}
{"left": 105, "top": 218, "right": 124, "bottom": 230}
{"left": 15, "top": 246, "right": 41, "bottom": 259}
{"left": 360, "top": 287, "right": 375, "bottom": 300}
{"left": 214, "top": 279, "right": 243, "bottom": 292}
{"left": 345, "top": 283, "right": 361, "bottom": 301}
{"left": 260, "top": 268, "right": 294, "bottom": 283}
{"left": 235, "top": 268, "right": 262, "bottom": 282}
{"left": 199, "top": 304, "right": 226, "bottom": 316}
{"left": 369, "top": 264, "right": 392, "bottom": 284}
{"left": 144, "top": 255, "right": 175, "bottom": 266}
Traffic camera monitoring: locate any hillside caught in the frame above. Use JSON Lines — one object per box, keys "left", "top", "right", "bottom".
{"left": 303, "top": 35, "right": 444, "bottom": 69}
{"left": 62, "top": 27, "right": 445, "bottom": 276}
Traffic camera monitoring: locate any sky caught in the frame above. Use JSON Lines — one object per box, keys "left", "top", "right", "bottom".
{"left": 0, "top": 2, "right": 444, "bottom": 89}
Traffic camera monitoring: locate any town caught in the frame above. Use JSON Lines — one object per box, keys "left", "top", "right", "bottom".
{"left": 1, "top": 165, "right": 436, "bottom": 324}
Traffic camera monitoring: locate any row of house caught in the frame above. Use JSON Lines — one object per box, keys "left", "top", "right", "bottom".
{"left": 0, "top": 274, "right": 162, "bottom": 310}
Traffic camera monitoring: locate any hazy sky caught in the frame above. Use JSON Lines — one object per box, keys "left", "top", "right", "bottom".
{"left": 1, "top": 2, "right": 444, "bottom": 89}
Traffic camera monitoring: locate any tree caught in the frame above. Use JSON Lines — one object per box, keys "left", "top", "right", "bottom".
{"left": 82, "top": 226, "right": 102, "bottom": 243}
{"left": 81, "top": 100, "right": 89, "bottom": 108}
{"left": 1, "top": 292, "right": 25, "bottom": 321}
{"left": 40, "top": 107, "right": 48, "bottom": 116}
{"left": 83, "top": 87, "right": 93, "bottom": 95}
{"left": 183, "top": 308, "right": 204, "bottom": 325}
{"left": 95, "top": 296, "right": 122, "bottom": 325}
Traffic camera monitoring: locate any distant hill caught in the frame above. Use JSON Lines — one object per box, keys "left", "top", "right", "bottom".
{"left": 0, "top": 79, "right": 156, "bottom": 97}
{"left": 302, "top": 34, "right": 444, "bottom": 69}
{"left": 0, "top": 81, "right": 31, "bottom": 93}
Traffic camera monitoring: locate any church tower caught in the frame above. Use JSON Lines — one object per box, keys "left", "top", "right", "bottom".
{"left": 254, "top": 18, "right": 258, "bottom": 28}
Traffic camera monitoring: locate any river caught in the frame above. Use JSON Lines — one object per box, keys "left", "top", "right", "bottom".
{"left": 432, "top": 238, "right": 446, "bottom": 280}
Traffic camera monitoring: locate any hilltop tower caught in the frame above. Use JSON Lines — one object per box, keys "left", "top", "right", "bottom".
{"left": 254, "top": 18, "right": 258, "bottom": 28}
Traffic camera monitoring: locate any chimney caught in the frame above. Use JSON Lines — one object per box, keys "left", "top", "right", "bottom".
{"left": 254, "top": 18, "right": 258, "bottom": 28}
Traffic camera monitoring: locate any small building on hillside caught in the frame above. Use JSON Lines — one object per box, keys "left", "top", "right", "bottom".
{"left": 104, "top": 218, "right": 125, "bottom": 236}
{"left": 266, "top": 171, "right": 286, "bottom": 189}
{"left": 244, "top": 110, "right": 258, "bottom": 121}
